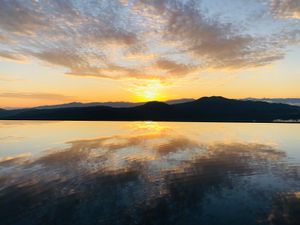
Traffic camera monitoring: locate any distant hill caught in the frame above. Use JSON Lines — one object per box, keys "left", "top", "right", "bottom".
{"left": 244, "top": 98, "right": 300, "bottom": 107}
{"left": 0, "top": 108, "right": 10, "bottom": 117}
{"left": 34, "top": 101, "right": 143, "bottom": 109}
{"left": 1, "top": 96, "right": 300, "bottom": 122}
{"left": 165, "top": 98, "right": 195, "bottom": 105}
{"left": 32, "top": 98, "right": 195, "bottom": 110}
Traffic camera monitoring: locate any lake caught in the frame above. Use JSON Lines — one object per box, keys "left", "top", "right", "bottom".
{"left": 0, "top": 121, "right": 300, "bottom": 225}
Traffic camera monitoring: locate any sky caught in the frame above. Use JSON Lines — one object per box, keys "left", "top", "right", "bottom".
{"left": 0, "top": 0, "right": 300, "bottom": 108}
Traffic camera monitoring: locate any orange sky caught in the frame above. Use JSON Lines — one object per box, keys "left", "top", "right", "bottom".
{"left": 0, "top": 0, "right": 300, "bottom": 108}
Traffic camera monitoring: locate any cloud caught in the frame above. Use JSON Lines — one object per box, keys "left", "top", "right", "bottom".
{"left": 0, "top": 51, "right": 27, "bottom": 62}
{"left": 0, "top": 0, "right": 299, "bottom": 80}
{"left": 0, "top": 0, "right": 46, "bottom": 36}
{"left": 155, "top": 59, "right": 196, "bottom": 77}
{"left": 0, "top": 34, "right": 6, "bottom": 41}
{"left": 135, "top": 0, "right": 286, "bottom": 69}
{"left": 0, "top": 91, "right": 74, "bottom": 101}
{"left": 270, "top": 0, "right": 300, "bottom": 19}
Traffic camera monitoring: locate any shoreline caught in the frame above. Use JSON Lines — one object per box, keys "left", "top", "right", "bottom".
{"left": 1, "top": 119, "right": 300, "bottom": 124}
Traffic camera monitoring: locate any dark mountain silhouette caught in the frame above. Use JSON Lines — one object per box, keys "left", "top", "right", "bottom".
{"left": 34, "top": 101, "right": 143, "bottom": 109}
{"left": 30, "top": 98, "right": 195, "bottom": 110}
{"left": 165, "top": 98, "right": 195, "bottom": 105}
{"left": 0, "top": 108, "right": 11, "bottom": 117}
{"left": 1, "top": 96, "right": 300, "bottom": 122}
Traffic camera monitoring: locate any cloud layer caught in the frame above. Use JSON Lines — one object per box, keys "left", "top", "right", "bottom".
{"left": 271, "top": 0, "right": 300, "bottom": 19}
{"left": 0, "top": 0, "right": 299, "bottom": 80}
{"left": 0, "top": 91, "right": 74, "bottom": 101}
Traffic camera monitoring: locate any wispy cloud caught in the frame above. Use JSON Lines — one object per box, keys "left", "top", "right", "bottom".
{"left": 0, "top": 91, "right": 74, "bottom": 101}
{"left": 0, "top": 76, "right": 18, "bottom": 82}
{"left": 0, "top": 51, "right": 27, "bottom": 62}
{"left": 270, "top": 0, "right": 300, "bottom": 19}
{"left": 0, "top": 0, "right": 299, "bottom": 80}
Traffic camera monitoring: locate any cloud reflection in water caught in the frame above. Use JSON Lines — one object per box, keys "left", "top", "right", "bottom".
{"left": 0, "top": 127, "right": 299, "bottom": 225}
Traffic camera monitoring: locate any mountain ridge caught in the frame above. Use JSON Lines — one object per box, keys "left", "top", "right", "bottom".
{"left": 3, "top": 97, "right": 300, "bottom": 110}
{"left": 1, "top": 96, "right": 300, "bottom": 122}
{"left": 16, "top": 98, "right": 196, "bottom": 110}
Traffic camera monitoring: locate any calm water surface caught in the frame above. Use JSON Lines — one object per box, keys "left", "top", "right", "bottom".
{"left": 0, "top": 121, "right": 300, "bottom": 225}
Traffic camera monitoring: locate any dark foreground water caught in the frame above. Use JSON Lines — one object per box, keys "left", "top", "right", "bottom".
{"left": 0, "top": 121, "right": 300, "bottom": 225}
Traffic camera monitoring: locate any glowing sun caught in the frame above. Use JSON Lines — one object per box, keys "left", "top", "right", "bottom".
{"left": 134, "top": 80, "right": 164, "bottom": 102}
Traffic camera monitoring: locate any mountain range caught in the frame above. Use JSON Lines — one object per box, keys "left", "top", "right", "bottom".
{"left": 3, "top": 98, "right": 300, "bottom": 110}
{"left": 31, "top": 98, "right": 196, "bottom": 110}
{"left": 1, "top": 96, "right": 300, "bottom": 122}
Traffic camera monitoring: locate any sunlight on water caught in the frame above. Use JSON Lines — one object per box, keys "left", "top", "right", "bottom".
{"left": 0, "top": 121, "right": 300, "bottom": 225}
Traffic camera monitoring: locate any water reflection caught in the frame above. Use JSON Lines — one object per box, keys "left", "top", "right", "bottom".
{"left": 0, "top": 122, "right": 299, "bottom": 225}
{"left": 267, "top": 192, "right": 300, "bottom": 225}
